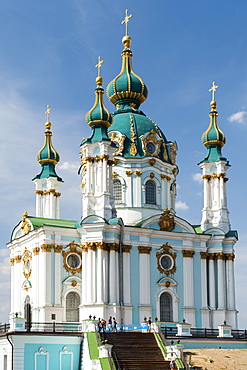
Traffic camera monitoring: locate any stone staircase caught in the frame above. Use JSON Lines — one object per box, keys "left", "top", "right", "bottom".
{"left": 104, "top": 332, "right": 170, "bottom": 370}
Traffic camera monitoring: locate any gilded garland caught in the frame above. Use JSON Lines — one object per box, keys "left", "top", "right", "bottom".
{"left": 22, "top": 249, "right": 32, "bottom": 279}
{"left": 62, "top": 242, "right": 82, "bottom": 275}
{"left": 156, "top": 243, "right": 176, "bottom": 275}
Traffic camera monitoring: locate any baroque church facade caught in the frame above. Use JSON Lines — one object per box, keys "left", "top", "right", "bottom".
{"left": 7, "top": 14, "right": 238, "bottom": 334}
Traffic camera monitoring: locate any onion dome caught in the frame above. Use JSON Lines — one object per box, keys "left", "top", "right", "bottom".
{"left": 106, "top": 35, "right": 148, "bottom": 108}
{"left": 33, "top": 107, "right": 63, "bottom": 181}
{"left": 200, "top": 83, "right": 227, "bottom": 163}
{"left": 84, "top": 58, "right": 113, "bottom": 143}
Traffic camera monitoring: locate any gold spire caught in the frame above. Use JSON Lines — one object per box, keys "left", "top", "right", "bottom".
{"left": 209, "top": 81, "right": 219, "bottom": 102}
{"left": 121, "top": 9, "right": 132, "bottom": 49}
{"left": 95, "top": 56, "right": 104, "bottom": 87}
{"left": 45, "top": 104, "right": 52, "bottom": 123}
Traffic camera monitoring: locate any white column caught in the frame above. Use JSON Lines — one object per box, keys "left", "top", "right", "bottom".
{"left": 226, "top": 256, "right": 235, "bottom": 310}
{"left": 135, "top": 172, "right": 142, "bottom": 207}
{"left": 183, "top": 252, "right": 194, "bottom": 307}
{"left": 14, "top": 256, "right": 22, "bottom": 314}
{"left": 35, "top": 193, "right": 41, "bottom": 217}
{"left": 10, "top": 257, "right": 15, "bottom": 315}
{"left": 139, "top": 248, "right": 151, "bottom": 305}
{"left": 200, "top": 253, "right": 208, "bottom": 308}
{"left": 103, "top": 249, "right": 108, "bottom": 303}
{"left": 208, "top": 254, "right": 216, "bottom": 309}
{"left": 81, "top": 248, "right": 87, "bottom": 305}
{"left": 161, "top": 177, "right": 166, "bottom": 209}
{"left": 87, "top": 248, "right": 96, "bottom": 304}
{"left": 167, "top": 179, "right": 171, "bottom": 209}
{"left": 109, "top": 247, "right": 116, "bottom": 304}
{"left": 123, "top": 248, "right": 131, "bottom": 305}
{"left": 217, "top": 253, "right": 226, "bottom": 309}
{"left": 96, "top": 247, "right": 104, "bottom": 304}
{"left": 56, "top": 194, "right": 60, "bottom": 219}
{"left": 54, "top": 246, "right": 61, "bottom": 306}
{"left": 102, "top": 159, "right": 107, "bottom": 193}
{"left": 115, "top": 247, "right": 119, "bottom": 304}
{"left": 125, "top": 173, "right": 132, "bottom": 206}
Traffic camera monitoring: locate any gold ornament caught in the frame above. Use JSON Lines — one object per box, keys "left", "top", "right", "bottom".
{"left": 158, "top": 209, "right": 175, "bottom": 232}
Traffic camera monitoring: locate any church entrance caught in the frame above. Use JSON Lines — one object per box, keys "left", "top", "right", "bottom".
{"left": 66, "top": 292, "right": 80, "bottom": 322}
{"left": 160, "top": 292, "right": 173, "bottom": 322}
{"left": 24, "top": 295, "right": 32, "bottom": 330}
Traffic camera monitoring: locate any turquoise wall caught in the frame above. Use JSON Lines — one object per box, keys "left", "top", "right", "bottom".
{"left": 24, "top": 343, "right": 80, "bottom": 370}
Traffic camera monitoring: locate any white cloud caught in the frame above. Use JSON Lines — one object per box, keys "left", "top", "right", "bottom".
{"left": 175, "top": 200, "right": 189, "bottom": 211}
{"left": 228, "top": 111, "right": 247, "bottom": 124}
{"left": 58, "top": 161, "right": 80, "bottom": 173}
{"left": 192, "top": 173, "right": 203, "bottom": 184}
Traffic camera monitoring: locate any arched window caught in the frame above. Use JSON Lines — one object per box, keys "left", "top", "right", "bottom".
{"left": 66, "top": 292, "right": 80, "bottom": 322}
{"left": 145, "top": 180, "right": 156, "bottom": 204}
{"left": 160, "top": 292, "right": 173, "bottom": 322}
{"left": 113, "top": 179, "right": 122, "bottom": 203}
{"left": 24, "top": 295, "right": 31, "bottom": 329}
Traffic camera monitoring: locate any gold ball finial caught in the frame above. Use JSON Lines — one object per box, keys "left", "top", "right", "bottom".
{"left": 122, "top": 35, "right": 132, "bottom": 49}
{"left": 45, "top": 122, "right": 51, "bottom": 131}
{"left": 96, "top": 76, "right": 103, "bottom": 86}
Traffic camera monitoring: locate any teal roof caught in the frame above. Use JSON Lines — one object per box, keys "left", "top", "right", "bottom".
{"left": 200, "top": 100, "right": 227, "bottom": 164}
{"left": 34, "top": 122, "right": 63, "bottom": 181}
{"left": 106, "top": 36, "right": 148, "bottom": 108}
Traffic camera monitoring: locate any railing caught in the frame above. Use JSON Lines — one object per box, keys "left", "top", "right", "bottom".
{"left": 161, "top": 326, "right": 247, "bottom": 340}
{"left": 25, "top": 321, "right": 81, "bottom": 333}
{"left": 0, "top": 323, "right": 10, "bottom": 333}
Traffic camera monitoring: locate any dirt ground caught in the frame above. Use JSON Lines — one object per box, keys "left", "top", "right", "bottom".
{"left": 183, "top": 348, "right": 247, "bottom": 370}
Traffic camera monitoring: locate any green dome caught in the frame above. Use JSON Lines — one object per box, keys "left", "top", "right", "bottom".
{"left": 106, "top": 36, "right": 148, "bottom": 108}
{"left": 202, "top": 100, "right": 225, "bottom": 147}
{"left": 108, "top": 106, "right": 175, "bottom": 164}
{"left": 34, "top": 121, "right": 63, "bottom": 181}
{"left": 86, "top": 76, "right": 112, "bottom": 127}
{"left": 200, "top": 100, "right": 227, "bottom": 163}
{"left": 36, "top": 122, "right": 60, "bottom": 164}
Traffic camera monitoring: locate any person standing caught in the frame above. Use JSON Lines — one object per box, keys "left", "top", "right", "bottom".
{"left": 108, "top": 316, "right": 113, "bottom": 331}
{"left": 147, "top": 317, "right": 152, "bottom": 332}
{"left": 113, "top": 317, "right": 117, "bottom": 332}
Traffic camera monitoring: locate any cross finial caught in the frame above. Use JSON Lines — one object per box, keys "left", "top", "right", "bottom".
{"left": 95, "top": 56, "right": 104, "bottom": 77}
{"left": 209, "top": 81, "right": 219, "bottom": 101}
{"left": 121, "top": 9, "right": 132, "bottom": 36}
{"left": 45, "top": 105, "right": 52, "bottom": 122}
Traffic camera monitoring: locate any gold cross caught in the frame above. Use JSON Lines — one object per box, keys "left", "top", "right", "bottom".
{"left": 121, "top": 9, "right": 132, "bottom": 36}
{"left": 209, "top": 81, "right": 219, "bottom": 101}
{"left": 45, "top": 105, "right": 52, "bottom": 122}
{"left": 95, "top": 56, "right": 104, "bottom": 77}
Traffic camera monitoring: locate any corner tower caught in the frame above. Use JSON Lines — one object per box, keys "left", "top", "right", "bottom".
{"left": 79, "top": 58, "right": 116, "bottom": 221}
{"left": 199, "top": 83, "right": 230, "bottom": 233}
{"left": 32, "top": 106, "right": 63, "bottom": 219}
{"left": 106, "top": 11, "right": 178, "bottom": 225}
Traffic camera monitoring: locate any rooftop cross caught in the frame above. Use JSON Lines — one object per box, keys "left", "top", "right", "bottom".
{"left": 121, "top": 9, "right": 132, "bottom": 36}
{"left": 95, "top": 56, "right": 104, "bottom": 77}
{"left": 209, "top": 81, "right": 219, "bottom": 101}
{"left": 45, "top": 105, "right": 52, "bottom": 122}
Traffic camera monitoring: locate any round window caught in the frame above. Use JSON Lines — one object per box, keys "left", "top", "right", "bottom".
{"left": 160, "top": 255, "right": 173, "bottom": 271}
{"left": 67, "top": 254, "right": 81, "bottom": 269}
{"left": 146, "top": 141, "right": 156, "bottom": 154}
{"left": 24, "top": 258, "right": 31, "bottom": 273}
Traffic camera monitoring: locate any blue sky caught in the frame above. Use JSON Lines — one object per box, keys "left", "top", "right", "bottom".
{"left": 0, "top": 0, "right": 247, "bottom": 327}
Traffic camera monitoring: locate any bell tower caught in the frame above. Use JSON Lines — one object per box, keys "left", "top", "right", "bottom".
{"left": 199, "top": 82, "right": 230, "bottom": 233}
{"left": 32, "top": 106, "right": 63, "bottom": 219}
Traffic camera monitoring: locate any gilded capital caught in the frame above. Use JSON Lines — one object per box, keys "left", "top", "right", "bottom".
{"left": 182, "top": 250, "right": 195, "bottom": 258}
{"left": 15, "top": 255, "right": 22, "bottom": 263}
{"left": 216, "top": 252, "right": 225, "bottom": 260}
{"left": 135, "top": 170, "right": 142, "bottom": 177}
{"left": 32, "top": 247, "right": 40, "bottom": 255}
{"left": 200, "top": 252, "right": 208, "bottom": 259}
{"left": 138, "top": 246, "right": 152, "bottom": 254}
{"left": 225, "top": 253, "right": 235, "bottom": 261}
{"left": 54, "top": 245, "right": 63, "bottom": 253}
{"left": 86, "top": 242, "right": 97, "bottom": 251}
{"left": 41, "top": 244, "right": 52, "bottom": 252}
{"left": 208, "top": 253, "right": 215, "bottom": 260}
{"left": 126, "top": 171, "right": 133, "bottom": 177}
{"left": 122, "top": 245, "right": 132, "bottom": 253}
{"left": 10, "top": 258, "right": 15, "bottom": 266}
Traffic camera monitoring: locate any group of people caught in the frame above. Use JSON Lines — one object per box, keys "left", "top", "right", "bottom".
{"left": 97, "top": 316, "right": 117, "bottom": 332}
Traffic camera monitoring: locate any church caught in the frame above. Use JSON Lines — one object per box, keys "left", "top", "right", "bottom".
{"left": 0, "top": 10, "right": 238, "bottom": 369}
